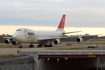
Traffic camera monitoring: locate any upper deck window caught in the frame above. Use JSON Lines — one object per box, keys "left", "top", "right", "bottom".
{"left": 17, "top": 29, "right": 21, "bottom": 31}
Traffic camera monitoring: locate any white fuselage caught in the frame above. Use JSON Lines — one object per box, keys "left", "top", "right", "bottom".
{"left": 12, "top": 28, "right": 64, "bottom": 43}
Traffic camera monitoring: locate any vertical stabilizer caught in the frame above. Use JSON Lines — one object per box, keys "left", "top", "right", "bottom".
{"left": 56, "top": 14, "right": 66, "bottom": 31}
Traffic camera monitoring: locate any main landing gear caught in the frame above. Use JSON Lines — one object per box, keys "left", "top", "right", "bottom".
{"left": 29, "top": 44, "right": 34, "bottom": 48}
{"left": 19, "top": 44, "right": 34, "bottom": 48}
{"left": 38, "top": 45, "right": 42, "bottom": 47}
{"left": 44, "top": 42, "right": 53, "bottom": 47}
{"left": 37, "top": 42, "right": 53, "bottom": 47}
{"left": 18, "top": 43, "right": 52, "bottom": 48}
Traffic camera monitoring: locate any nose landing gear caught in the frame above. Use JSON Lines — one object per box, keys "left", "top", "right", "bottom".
{"left": 19, "top": 44, "right": 22, "bottom": 48}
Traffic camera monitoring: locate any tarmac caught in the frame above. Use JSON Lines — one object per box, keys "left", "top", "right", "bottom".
{"left": 0, "top": 44, "right": 105, "bottom": 53}
{"left": 1, "top": 44, "right": 105, "bottom": 70}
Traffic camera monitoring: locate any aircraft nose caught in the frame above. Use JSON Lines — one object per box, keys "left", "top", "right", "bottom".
{"left": 12, "top": 34, "right": 18, "bottom": 40}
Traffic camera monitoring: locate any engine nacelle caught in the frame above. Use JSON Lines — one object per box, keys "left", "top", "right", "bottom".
{"left": 12, "top": 41, "right": 19, "bottom": 45}
{"left": 4, "top": 39, "right": 11, "bottom": 44}
{"left": 76, "top": 36, "right": 83, "bottom": 42}
{"left": 54, "top": 39, "right": 61, "bottom": 44}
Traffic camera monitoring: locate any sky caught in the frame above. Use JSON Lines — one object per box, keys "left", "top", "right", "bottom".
{"left": 0, "top": 0, "right": 105, "bottom": 35}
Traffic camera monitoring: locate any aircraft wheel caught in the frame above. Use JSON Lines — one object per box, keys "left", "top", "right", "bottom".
{"left": 19, "top": 46, "right": 22, "bottom": 48}
{"left": 31, "top": 45, "right": 34, "bottom": 47}
{"left": 29, "top": 45, "right": 34, "bottom": 48}
{"left": 44, "top": 45, "right": 48, "bottom": 47}
{"left": 50, "top": 45, "right": 52, "bottom": 47}
{"left": 29, "top": 45, "right": 31, "bottom": 48}
{"left": 49, "top": 43, "right": 52, "bottom": 47}
{"left": 38, "top": 45, "right": 42, "bottom": 47}
{"left": 48, "top": 45, "right": 53, "bottom": 47}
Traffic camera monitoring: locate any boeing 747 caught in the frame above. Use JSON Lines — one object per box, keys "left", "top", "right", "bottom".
{"left": 4, "top": 15, "right": 82, "bottom": 48}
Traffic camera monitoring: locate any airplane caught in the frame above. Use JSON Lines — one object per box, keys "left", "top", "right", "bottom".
{"left": 4, "top": 14, "right": 83, "bottom": 48}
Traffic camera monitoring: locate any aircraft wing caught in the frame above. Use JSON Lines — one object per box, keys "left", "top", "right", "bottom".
{"left": 62, "top": 31, "right": 81, "bottom": 34}
{"left": 59, "top": 36, "right": 81, "bottom": 39}
{"left": 37, "top": 38, "right": 57, "bottom": 42}
{"left": 3, "top": 37, "right": 12, "bottom": 39}
{"left": 82, "top": 35, "right": 98, "bottom": 37}
{"left": 37, "top": 36, "right": 81, "bottom": 42}
{"left": 37, "top": 34, "right": 98, "bottom": 43}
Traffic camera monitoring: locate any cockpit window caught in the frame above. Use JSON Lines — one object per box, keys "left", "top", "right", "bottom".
{"left": 17, "top": 29, "right": 21, "bottom": 31}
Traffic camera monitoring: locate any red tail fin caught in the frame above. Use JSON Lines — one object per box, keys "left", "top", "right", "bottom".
{"left": 56, "top": 14, "right": 66, "bottom": 31}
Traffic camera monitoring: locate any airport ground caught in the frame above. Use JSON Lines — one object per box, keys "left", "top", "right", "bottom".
{"left": 0, "top": 39, "right": 105, "bottom": 70}
{"left": 0, "top": 39, "right": 105, "bottom": 54}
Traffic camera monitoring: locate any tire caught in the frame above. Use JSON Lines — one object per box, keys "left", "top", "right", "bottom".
{"left": 38, "top": 45, "right": 42, "bottom": 47}
{"left": 50, "top": 45, "right": 53, "bottom": 47}
{"left": 29, "top": 45, "right": 34, "bottom": 48}
{"left": 48, "top": 45, "right": 53, "bottom": 47}
{"left": 44, "top": 45, "right": 48, "bottom": 47}
{"left": 31, "top": 45, "right": 34, "bottom": 47}
{"left": 19, "top": 46, "right": 22, "bottom": 48}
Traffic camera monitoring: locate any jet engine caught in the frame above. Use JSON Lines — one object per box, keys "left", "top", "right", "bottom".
{"left": 12, "top": 41, "right": 19, "bottom": 45}
{"left": 76, "top": 36, "right": 83, "bottom": 42}
{"left": 4, "top": 39, "right": 12, "bottom": 44}
{"left": 54, "top": 39, "right": 61, "bottom": 44}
